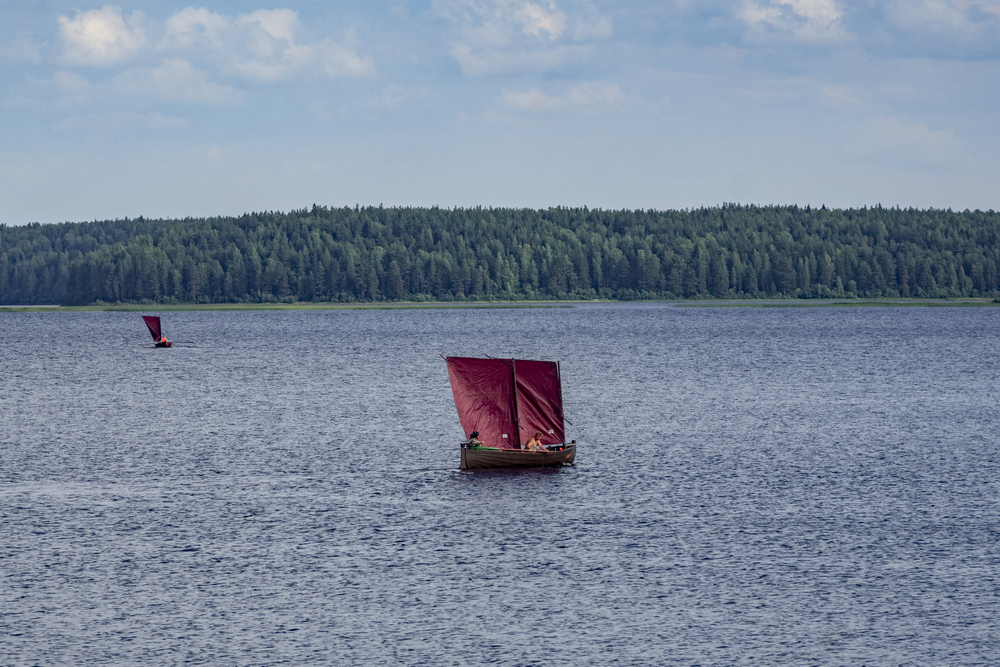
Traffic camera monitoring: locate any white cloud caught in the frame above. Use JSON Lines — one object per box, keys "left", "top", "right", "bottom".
{"left": 741, "top": 0, "right": 846, "bottom": 41}
{"left": 502, "top": 87, "right": 563, "bottom": 111}
{"left": 239, "top": 9, "right": 299, "bottom": 44}
{"left": 567, "top": 82, "right": 623, "bottom": 106}
{"left": 113, "top": 59, "right": 244, "bottom": 105}
{"left": 163, "top": 7, "right": 299, "bottom": 54}
{"left": 1, "top": 39, "right": 43, "bottom": 64}
{"left": 59, "top": 6, "right": 145, "bottom": 66}
{"left": 48, "top": 70, "right": 96, "bottom": 107}
{"left": 785, "top": 0, "right": 842, "bottom": 25}
{"left": 320, "top": 40, "right": 376, "bottom": 78}
{"left": 162, "top": 7, "right": 231, "bottom": 51}
{"left": 573, "top": 16, "right": 613, "bottom": 41}
{"left": 885, "top": 0, "right": 1000, "bottom": 39}
{"left": 229, "top": 44, "right": 315, "bottom": 83}
{"left": 49, "top": 62, "right": 241, "bottom": 107}
{"left": 500, "top": 81, "right": 623, "bottom": 113}
{"left": 888, "top": 0, "right": 968, "bottom": 31}
{"left": 53, "top": 111, "right": 190, "bottom": 133}
{"left": 514, "top": 2, "right": 567, "bottom": 39}
{"left": 819, "top": 84, "right": 862, "bottom": 108}
{"left": 435, "top": 0, "right": 608, "bottom": 76}
{"left": 144, "top": 111, "right": 191, "bottom": 129}
{"left": 865, "top": 116, "right": 960, "bottom": 159}
{"left": 161, "top": 7, "right": 374, "bottom": 82}
{"left": 53, "top": 71, "right": 93, "bottom": 95}
{"left": 450, "top": 42, "right": 588, "bottom": 76}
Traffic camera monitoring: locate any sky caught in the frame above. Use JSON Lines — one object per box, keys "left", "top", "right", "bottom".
{"left": 1, "top": 1, "right": 999, "bottom": 225}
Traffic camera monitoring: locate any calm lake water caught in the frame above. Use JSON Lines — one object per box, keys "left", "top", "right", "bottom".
{"left": 2, "top": 304, "right": 998, "bottom": 665}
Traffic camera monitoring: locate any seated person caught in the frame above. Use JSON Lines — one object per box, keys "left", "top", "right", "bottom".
{"left": 524, "top": 431, "right": 548, "bottom": 452}
{"left": 467, "top": 431, "right": 483, "bottom": 447}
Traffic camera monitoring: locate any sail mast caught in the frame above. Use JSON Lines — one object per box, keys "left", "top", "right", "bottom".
{"left": 511, "top": 358, "right": 521, "bottom": 448}
{"left": 557, "top": 360, "right": 565, "bottom": 443}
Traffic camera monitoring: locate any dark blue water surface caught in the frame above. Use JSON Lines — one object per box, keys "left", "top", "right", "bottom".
{"left": 2, "top": 304, "right": 999, "bottom": 665}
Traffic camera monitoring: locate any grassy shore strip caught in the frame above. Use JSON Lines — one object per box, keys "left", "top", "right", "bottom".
{"left": 677, "top": 298, "right": 1000, "bottom": 308}
{"left": 2, "top": 298, "right": 999, "bottom": 313}
{"left": 0, "top": 301, "right": 582, "bottom": 313}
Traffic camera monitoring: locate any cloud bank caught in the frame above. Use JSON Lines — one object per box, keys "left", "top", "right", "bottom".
{"left": 56, "top": 5, "right": 375, "bottom": 87}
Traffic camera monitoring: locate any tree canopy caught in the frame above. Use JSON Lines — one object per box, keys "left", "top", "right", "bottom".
{"left": 1, "top": 204, "right": 998, "bottom": 305}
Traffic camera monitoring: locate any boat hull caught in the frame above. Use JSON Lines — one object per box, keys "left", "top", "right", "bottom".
{"left": 460, "top": 444, "right": 576, "bottom": 470}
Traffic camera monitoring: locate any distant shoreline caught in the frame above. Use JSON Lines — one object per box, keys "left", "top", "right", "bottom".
{"left": 0, "top": 301, "right": 581, "bottom": 312}
{"left": 6, "top": 207, "right": 1000, "bottom": 307}
{"left": 676, "top": 298, "right": 1000, "bottom": 308}
{"left": 1, "top": 298, "right": 998, "bottom": 313}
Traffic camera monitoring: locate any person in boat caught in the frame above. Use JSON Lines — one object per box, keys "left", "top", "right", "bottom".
{"left": 467, "top": 431, "right": 483, "bottom": 447}
{"left": 524, "top": 431, "right": 547, "bottom": 452}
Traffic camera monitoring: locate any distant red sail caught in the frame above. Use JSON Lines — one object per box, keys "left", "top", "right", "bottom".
{"left": 141, "top": 315, "right": 162, "bottom": 341}
{"left": 446, "top": 357, "right": 518, "bottom": 450}
{"left": 513, "top": 359, "right": 565, "bottom": 446}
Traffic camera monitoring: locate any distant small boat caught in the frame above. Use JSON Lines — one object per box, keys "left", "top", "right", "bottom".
{"left": 446, "top": 356, "right": 577, "bottom": 469}
{"left": 141, "top": 315, "right": 172, "bottom": 347}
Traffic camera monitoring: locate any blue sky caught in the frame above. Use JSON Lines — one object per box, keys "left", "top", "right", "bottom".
{"left": 1, "top": 1, "right": 998, "bottom": 224}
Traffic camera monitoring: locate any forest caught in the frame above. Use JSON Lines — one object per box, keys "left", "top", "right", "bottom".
{"left": 1, "top": 204, "right": 998, "bottom": 305}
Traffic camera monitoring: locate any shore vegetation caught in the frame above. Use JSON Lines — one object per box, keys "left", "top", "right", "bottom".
{"left": 2, "top": 204, "right": 998, "bottom": 306}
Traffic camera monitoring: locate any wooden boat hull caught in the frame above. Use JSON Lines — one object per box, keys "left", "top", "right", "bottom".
{"left": 460, "top": 444, "right": 576, "bottom": 470}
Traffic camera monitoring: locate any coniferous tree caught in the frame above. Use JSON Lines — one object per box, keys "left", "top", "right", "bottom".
{"left": 0, "top": 205, "right": 998, "bottom": 304}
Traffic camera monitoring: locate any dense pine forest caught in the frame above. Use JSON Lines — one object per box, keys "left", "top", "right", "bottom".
{"left": 1, "top": 204, "right": 998, "bottom": 305}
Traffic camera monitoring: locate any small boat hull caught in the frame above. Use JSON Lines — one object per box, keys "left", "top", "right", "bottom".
{"left": 460, "top": 444, "right": 576, "bottom": 470}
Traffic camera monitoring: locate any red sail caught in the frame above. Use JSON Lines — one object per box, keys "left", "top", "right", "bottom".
{"left": 446, "top": 357, "right": 518, "bottom": 449}
{"left": 513, "top": 359, "right": 565, "bottom": 446}
{"left": 141, "top": 315, "right": 162, "bottom": 341}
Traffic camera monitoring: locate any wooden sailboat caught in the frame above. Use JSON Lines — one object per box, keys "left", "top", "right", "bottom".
{"left": 446, "top": 356, "right": 577, "bottom": 469}
{"left": 141, "top": 315, "right": 172, "bottom": 347}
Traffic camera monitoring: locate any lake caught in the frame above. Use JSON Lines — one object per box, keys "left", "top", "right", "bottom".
{"left": 1, "top": 304, "right": 998, "bottom": 665}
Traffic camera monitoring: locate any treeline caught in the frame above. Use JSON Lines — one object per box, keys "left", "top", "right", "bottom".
{"left": 1, "top": 204, "right": 999, "bottom": 305}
